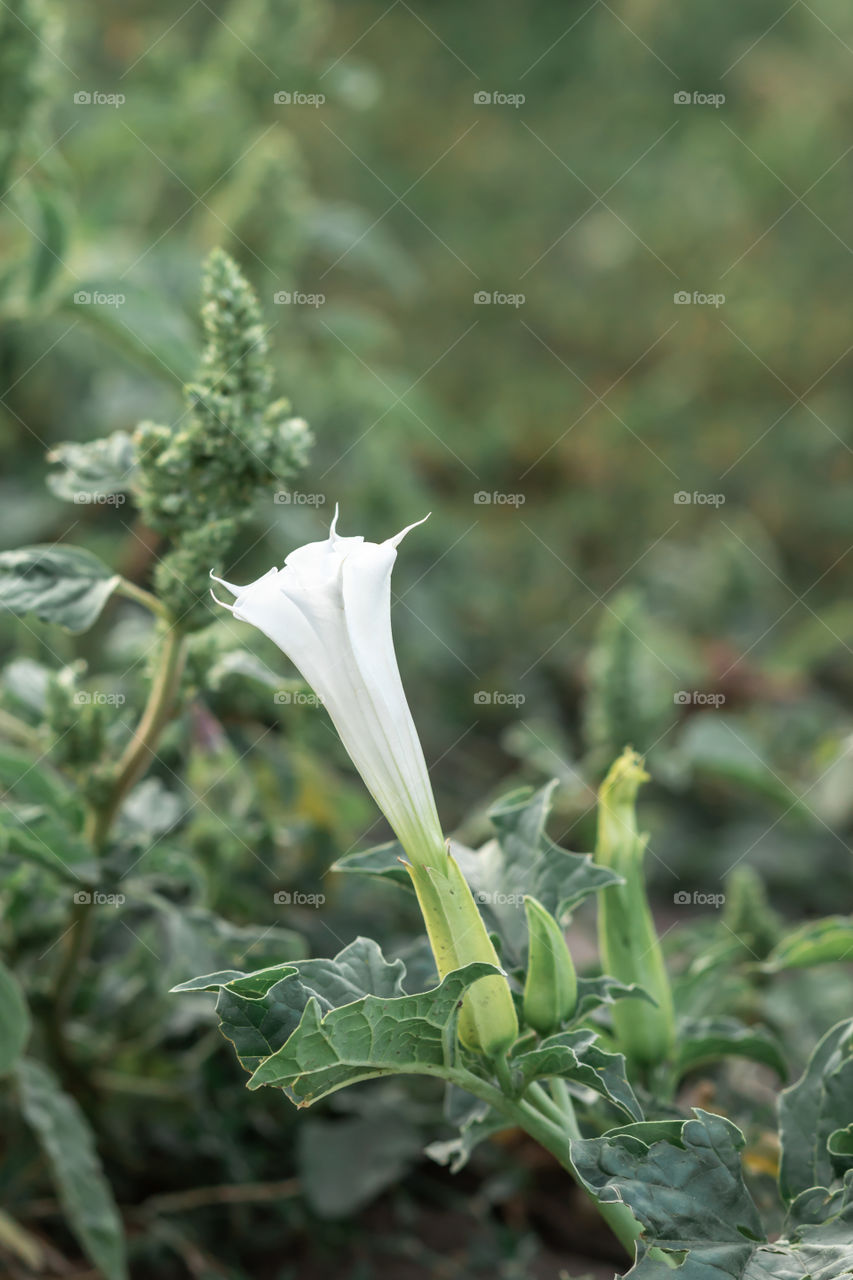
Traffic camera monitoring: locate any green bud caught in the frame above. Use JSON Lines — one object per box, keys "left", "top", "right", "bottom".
{"left": 595, "top": 748, "right": 674, "bottom": 1068}
{"left": 407, "top": 853, "right": 518, "bottom": 1058}
{"left": 522, "top": 895, "right": 578, "bottom": 1036}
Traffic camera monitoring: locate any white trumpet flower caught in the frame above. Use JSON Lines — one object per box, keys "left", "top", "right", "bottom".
{"left": 211, "top": 510, "right": 446, "bottom": 869}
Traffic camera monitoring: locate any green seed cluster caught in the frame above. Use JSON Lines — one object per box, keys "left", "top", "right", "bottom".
{"left": 134, "top": 248, "right": 311, "bottom": 625}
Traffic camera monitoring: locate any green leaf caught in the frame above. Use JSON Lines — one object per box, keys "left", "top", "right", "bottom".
{"left": 675, "top": 1016, "right": 787, "bottom": 1080}
{"left": 765, "top": 917, "right": 853, "bottom": 971}
{"left": 298, "top": 1111, "right": 424, "bottom": 1218}
{"left": 0, "top": 747, "right": 83, "bottom": 818}
{"left": 510, "top": 1029, "right": 642, "bottom": 1121}
{"left": 573, "top": 1110, "right": 853, "bottom": 1278}
{"left": 331, "top": 839, "right": 411, "bottom": 887}
{"left": 247, "top": 961, "right": 499, "bottom": 1104}
{"left": 779, "top": 1018, "right": 853, "bottom": 1202}
{"left": 0, "top": 805, "right": 96, "bottom": 884}
{"left": 575, "top": 974, "right": 658, "bottom": 1021}
{"left": 426, "top": 1105, "right": 510, "bottom": 1173}
{"left": 16, "top": 1059, "right": 128, "bottom": 1280}
{"left": 46, "top": 432, "right": 136, "bottom": 503}
{"left": 0, "top": 545, "right": 120, "bottom": 633}
{"left": 28, "top": 185, "right": 69, "bottom": 301}
{"left": 470, "top": 782, "right": 622, "bottom": 962}
{"left": 173, "top": 937, "right": 407, "bottom": 1073}
{"left": 0, "top": 959, "right": 29, "bottom": 1074}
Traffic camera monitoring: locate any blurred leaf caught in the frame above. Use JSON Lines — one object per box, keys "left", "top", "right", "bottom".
{"left": 427, "top": 1105, "right": 510, "bottom": 1173}
{"left": 16, "top": 1059, "right": 128, "bottom": 1280}
{"left": 0, "top": 804, "right": 95, "bottom": 883}
{"left": 779, "top": 1018, "right": 853, "bottom": 1202}
{"left": 674, "top": 1016, "right": 787, "bottom": 1080}
{"left": 0, "top": 958, "right": 30, "bottom": 1074}
{"left": 298, "top": 1112, "right": 424, "bottom": 1218}
{"left": 680, "top": 716, "right": 801, "bottom": 811}
{"left": 46, "top": 431, "right": 136, "bottom": 503}
{"left": 28, "top": 184, "right": 69, "bottom": 301}
{"left": 765, "top": 917, "right": 853, "bottom": 972}
{"left": 0, "top": 544, "right": 120, "bottom": 632}
{"left": 1, "top": 658, "right": 51, "bottom": 717}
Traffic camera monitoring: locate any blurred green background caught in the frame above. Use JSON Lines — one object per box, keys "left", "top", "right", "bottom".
{"left": 2, "top": 0, "right": 853, "bottom": 1275}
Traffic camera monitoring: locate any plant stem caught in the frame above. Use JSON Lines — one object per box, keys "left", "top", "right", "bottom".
{"left": 448, "top": 1067, "right": 641, "bottom": 1257}
{"left": 50, "top": 620, "right": 185, "bottom": 1066}
{"left": 521, "top": 1082, "right": 642, "bottom": 1257}
{"left": 115, "top": 576, "right": 171, "bottom": 621}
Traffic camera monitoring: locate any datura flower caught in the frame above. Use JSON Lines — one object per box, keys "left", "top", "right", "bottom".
{"left": 212, "top": 511, "right": 518, "bottom": 1058}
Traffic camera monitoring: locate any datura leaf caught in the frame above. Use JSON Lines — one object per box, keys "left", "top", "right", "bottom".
{"left": 244, "top": 961, "right": 499, "bottom": 1104}
{"left": 0, "top": 545, "right": 120, "bottom": 632}
{"left": 573, "top": 1109, "right": 853, "bottom": 1278}
{"left": 779, "top": 1017, "right": 853, "bottom": 1202}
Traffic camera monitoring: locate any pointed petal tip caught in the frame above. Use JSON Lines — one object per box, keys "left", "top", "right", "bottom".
{"left": 388, "top": 512, "right": 430, "bottom": 548}
{"left": 329, "top": 503, "right": 341, "bottom": 542}
{"left": 209, "top": 588, "right": 235, "bottom": 612}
